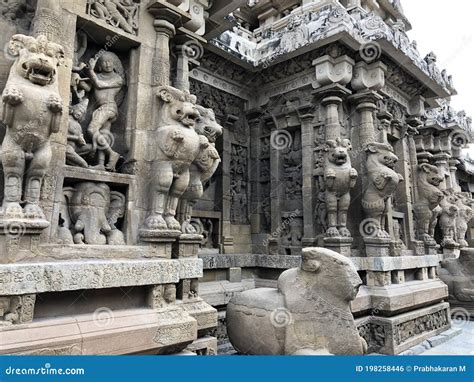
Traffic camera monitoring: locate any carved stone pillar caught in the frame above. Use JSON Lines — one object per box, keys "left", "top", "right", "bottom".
{"left": 148, "top": 1, "right": 190, "bottom": 87}
{"left": 174, "top": 36, "right": 202, "bottom": 92}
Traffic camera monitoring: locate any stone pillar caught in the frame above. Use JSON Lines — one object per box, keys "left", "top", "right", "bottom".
{"left": 174, "top": 36, "right": 202, "bottom": 92}
{"left": 152, "top": 20, "right": 176, "bottom": 87}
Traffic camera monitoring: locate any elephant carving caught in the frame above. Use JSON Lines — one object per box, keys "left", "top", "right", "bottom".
{"left": 413, "top": 163, "right": 444, "bottom": 244}
{"left": 177, "top": 106, "right": 223, "bottom": 234}
{"left": 144, "top": 86, "right": 201, "bottom": 232}
{"left": 226, "top": 247, "right": 367, "bottom": 355}
{"left": 61, "top": 182, "right": 125, "bottom": 245}
{"left": 0, "top": 34, "right": 64, "bottom": 220}
{"left": 362, "top": 142, "right": 403, "bottom": 238}
{"left": 323, "top": 138, "right": 358, "bottom": 238}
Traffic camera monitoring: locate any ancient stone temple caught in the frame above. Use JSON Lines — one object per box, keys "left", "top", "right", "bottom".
{"left": 0, "top": 0, "right": 472, "bottom": 355}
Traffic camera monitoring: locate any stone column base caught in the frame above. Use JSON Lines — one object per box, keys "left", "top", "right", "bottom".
{"left": 139, "top": 229, "right": 181, "bottom": 258}
{"left": 173, "top": 234, "right": 203, "bottom": 258}
{"left": 323, "top": 237, "right": 353, "bottom": 257}
{"left": 364, "top": 237, "right": 391, "bottom": 257}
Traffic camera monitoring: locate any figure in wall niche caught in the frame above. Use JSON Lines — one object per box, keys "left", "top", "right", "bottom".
{"left": 86, "top": 52, "right": 124, "bottom": 171}
{"left": 66, "top": 98, "right": 93, "bottom": 168}
{"left": 362, "top": 142, "right": 403, "bottom": 238}
{"left": 0, "top": 34, "right": 64, "bottom": 220}
{"left": 413, "top": 163, "right": 444, "bottom": 244}
{"left": 323, "top": 138, "right": 358, "bottom": 238}
{"left": 439, "top": 189, "right": 459, "bottom": 247}
{"left": 60, "top": 182, "right": 126, "bottom": 245}
{"left": 178, "top": 106, "right": 223, "bottom": 234}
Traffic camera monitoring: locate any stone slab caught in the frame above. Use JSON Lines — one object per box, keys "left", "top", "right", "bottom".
{"left": 0, "top": 259, "right": 202, "bottom": 295}
{"left": 0, "top": 307, "right": 196, "bottom": 355}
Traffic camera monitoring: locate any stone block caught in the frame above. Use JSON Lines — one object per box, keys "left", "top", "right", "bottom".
{"left": 227, "top": 267, "right": 242, "bottom": 283}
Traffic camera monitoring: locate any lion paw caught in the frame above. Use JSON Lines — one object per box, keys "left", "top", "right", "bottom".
{"left": 23, "top": 203, "right": 46, "bottom": 220}
{"left": 3, "top": 88, "right": 23, "bottom": 106}
{"left": 326, "top": 227, "right": 340, "bottom": 237}
{"left": 2, "top": 202, "right": 23, "bottom": 218}
{"left": 171, "top": 129, "right": 184, "bottom": 142}
{"left": 164, "top": 215, "right": 181, "bottom": 230}
{"left": 47, "top": 95, "right": 63, "bottom": 113}
{"left": 339, "top": 227, "right": 352, "bottom": 237}
{"left": 145, "top": 214, "right": 167, "bottom": 230}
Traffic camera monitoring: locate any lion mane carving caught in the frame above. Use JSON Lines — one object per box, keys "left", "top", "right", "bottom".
{"left": 439, "top": 189, "right": 459, "bottom": 247}
{"left": 323, "top": 138, "right": 358, "bottom": 237}
{"left": 226, "top": 247, "right": 367, "bottom": 355}
{"left": 362, "top": 142, "right": 403, "bottom": 238}
{"left": 0, "top": 34, "right": 64, "bottom": 220}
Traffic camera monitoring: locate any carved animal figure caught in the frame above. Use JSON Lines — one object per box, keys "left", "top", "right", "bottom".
{"left": 413, "top": 163, "right": 444, "bottom": 243}
{"left": 455, "top": 192, "right": 473, "bottom": 247}
{"left": 439, "top": 248, "right": 474, "bottom": 307}
{"left": 227, "top": 247, "right": 367, "bottom": 355}
{"left": 0, "top": 34, "right": 64, "bottom": 220}
{"left": 66, "top": 98, "right": 92, "bottom": 168}
{"left": 323, "top": 138, "right": 358, "bottom": 237}
{"left": 362, "top": 142, "right": 403, "bottom": 238}
{"left": 63, "top": 182, "right": 125, "bottom": 245}
{"left": 144, "top": 86, "right": 201, "bottom": 231}
{"left": 439, "top": 189, "right": 459, "bottom": 247}
{"left": 178, "top": 106, "right": 223, "bottom": 233}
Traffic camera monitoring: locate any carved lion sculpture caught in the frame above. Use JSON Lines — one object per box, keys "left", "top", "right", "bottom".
{"left": 0, "top": 34, "right": 64, "bottom": 220}
{"left": 439, "top": 248, "right": 474, "bottom": 309}
{"left": 413, "top": 163, "right": 444, "bottom": 244}
{"left": 178, "top": 106, "right": 223, "bottom": 233}
{"left": 455, "top": 192, "right": 473, "bottom": 247}
{"left": 323, "top": 138, "right": 358, "bottom": 237}
{"left": 226, "top": 247, "right": 367, "bottom": 355}
{"left": 362, "top": 142, "right": 403, "bottom": 238}
{"left": 439, "top": 189, "right": 459, "bottom": 247}
{"left": 144, "top": 86, "right": 202, "bottom": 232}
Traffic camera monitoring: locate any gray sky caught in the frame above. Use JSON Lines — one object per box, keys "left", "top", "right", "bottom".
{"left": 403, "top": 0, "right": 473, "bottom": 118}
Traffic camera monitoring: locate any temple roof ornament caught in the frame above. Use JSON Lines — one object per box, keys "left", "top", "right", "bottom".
{"left": 211, "top": 3, "right": 454, "bottom": 93}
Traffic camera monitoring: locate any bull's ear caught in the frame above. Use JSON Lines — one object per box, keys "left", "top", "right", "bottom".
{"left": 313, "top": 260, "right": 321, "bottom": 272}
{"left": 419, "top": 163, "right": 431, "bottom": 173}
{"left": 326, "top": 139, "right": 336, "bottom": 148}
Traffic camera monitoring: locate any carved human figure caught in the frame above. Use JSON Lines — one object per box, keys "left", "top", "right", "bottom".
{"left": 362, "top": 142, "right": 403, "bottom": 238}
{"left": 439, "top": 189, "right": 459, "bottom": 247}
{"left": 144, "top": 86, "right": 201, "bottom": 231}
{"left": 413, "top": 163, "right": 444, "bottom": 244}
{"left": 86, "top": 52, "right": 123, "bottom": 171}
{"left": 455, "top": 192, "right": 473, "bottom": 247}
{"left": 226, "top": 247, "right": 367, "bottom": 355}
{"left": 178, "top": 106, "right": 223, "bottom": 233}
{"left": 66, "top": 98, "right": 93, "bottom": 168}
{"left": 323, "top": 138, "right": 358, "bottom": 238}
{"left": 0, "top": 34, "right": 64, "bottom": 220}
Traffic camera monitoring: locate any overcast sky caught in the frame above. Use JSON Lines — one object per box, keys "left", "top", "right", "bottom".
{"left": 402, "top": 0, "right": 473, "bottom": 118}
